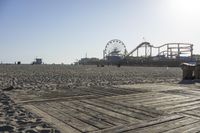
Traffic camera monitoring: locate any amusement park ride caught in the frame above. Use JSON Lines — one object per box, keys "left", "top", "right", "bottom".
{"left": 103, "top": 39, "right": 127, "bottom": 62}
{"left": 102, "top": 39, "right": 194, "bottom": 66}
{"left": 125, "top": 42, "right": 193, "bottom": 59}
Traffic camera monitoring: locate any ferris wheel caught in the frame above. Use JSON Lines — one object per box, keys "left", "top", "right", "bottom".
{"left": 104, "top": 39, "right": 127, "bottom": 59}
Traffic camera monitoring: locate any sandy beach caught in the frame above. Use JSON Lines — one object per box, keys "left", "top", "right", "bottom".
{"left": 0, "top": 65, "right": 185, "bottom": 133}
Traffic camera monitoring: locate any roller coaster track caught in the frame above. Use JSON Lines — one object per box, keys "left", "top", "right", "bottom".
{"left": 125, "top": 42, "right": 193, "bottom": 59}
{"left": 125, "top": 42, "right": 152, "bottom": 57}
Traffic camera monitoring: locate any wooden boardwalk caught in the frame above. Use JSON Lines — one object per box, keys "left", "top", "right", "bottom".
{"left": 21, "top": 83, "right": 200, "bottom": 133}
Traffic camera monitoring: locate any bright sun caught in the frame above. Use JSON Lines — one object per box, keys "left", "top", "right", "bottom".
{"left": 169, "top": 0, "right": 199, "bottom": 13}
{"left": 167, "top": 0, "right": 200, "bottom": 21}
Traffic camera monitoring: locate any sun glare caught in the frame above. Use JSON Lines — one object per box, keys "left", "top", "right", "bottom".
{"left": 166, "top": 0, "right": 200, "bottom": 23}
{"left": 169, "top": 0, "right": 199, "bottom": 14}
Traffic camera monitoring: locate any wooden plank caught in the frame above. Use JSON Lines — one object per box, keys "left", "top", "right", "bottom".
{"left": 81, "top": 99, "right": 144, "bottom": 122}
{"left": 36, "top": 103, "right": 98, "bottom": 132}
{"left": 50, "top": 102, "right": 113, "bottom": 129}
{"left": 149, "top": 97, "right": 200, "bottom": 108}
{"left": 163, "top": 121, "right": 200, "bottom": 133}
{"left": 98, "top": 87, "right": 146, "bottom": 95}
{"left": 17, "top": 94, "right": 100, "bottom": 104}
{"left": 84, "top": 86, "right": 139, "bottom": 96}
{"left": 161, "top": 89, "right": 200, "bottom": 97}
{"left": 81, "top": 88, "right": 115, "bottom": 96}
{"left": 180, "top": 90, "right": 200, "bottom": 96}
{"left": 142, "top": 96, "right": 191, "bottom": 106}
{"left": 165, "top": 103, "right": 200, "bottom": 114}
{"left": 114, "top": 96, "right": 169, "bottom": 105}
{"left": 24, "top": 105, "right": 81, "bottom": 133}
{"left": 122, "top": 96, "right": 183, "bottom": 107}
{"left": 126, "top": 117, "right": 199, "bottom": 133}
{"left": 157, "top": 99, "right": 200, "bottom": 110}
{"left": 120, "top": 95, "right": 184, "bottom": 104}
{"left": 95, "top": 98, "right": 157, "bottom": 118}
{"left": 183, "top": 109, "right": 200, "bottom": 118}
{"left": 105, "top": 92, "right": 165, "bottom": 102}
{"left": 75, "top": 101, "right": 138, "bottom": 124}
{"left": 64, "top": 101, "right": 128, "bottom": 125}
{"left": 94, "top": 114, "right": 184, "bottom": 133}
{"left": 117, "top": 84, "right": 185, "bottom": 92}
{"left": 101, "top": 98, "right": 163, "bottom": 115}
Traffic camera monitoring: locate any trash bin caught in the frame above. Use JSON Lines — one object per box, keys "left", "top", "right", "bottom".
{"left": 181, "top": 63, "right": 195, "bottom": 80}
{"left": 195, "top": 64, "right": 200, "bottom": 79}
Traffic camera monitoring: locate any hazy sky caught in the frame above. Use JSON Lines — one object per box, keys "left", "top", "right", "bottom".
{"left": 0, "top": 0, "right": 200, "bottom": 64}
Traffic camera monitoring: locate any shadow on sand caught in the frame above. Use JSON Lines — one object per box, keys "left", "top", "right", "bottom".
{"left": 179, "top": 79, "right": 200, "bottom": 84}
